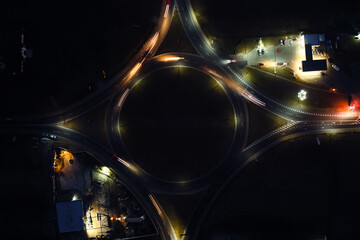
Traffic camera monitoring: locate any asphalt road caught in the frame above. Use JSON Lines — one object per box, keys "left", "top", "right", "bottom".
{"left": 105, "top": 53, "right": 249, "bottom": 194}
{"left": 174, "top": 0, "right": 360, "bottom": 239}
{"left": 175, "top": 0, "right": 359, "bottom": 122}
{"left": 2, "top": 0, "right": 360, "bottom": 239}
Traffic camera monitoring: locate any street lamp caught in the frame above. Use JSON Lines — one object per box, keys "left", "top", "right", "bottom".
{"left": 298, "top": 90, "right": 307, "bottom": 101}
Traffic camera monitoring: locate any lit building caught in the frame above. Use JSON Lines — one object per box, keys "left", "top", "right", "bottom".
{"left": 302, "top": 34, "right": 327, "bottom": 72}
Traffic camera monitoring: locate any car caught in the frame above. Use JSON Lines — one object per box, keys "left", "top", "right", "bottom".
{"left": 42, "top": 133, "right": 57, "bottom": 140}
{"left": 257, "top": 49, "right": 264, "bottom": 56}
{"left": 332, "top": 64, "right": 340, "bottom": 71}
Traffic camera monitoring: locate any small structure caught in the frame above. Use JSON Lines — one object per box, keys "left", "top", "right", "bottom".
{"left": 56, "top": 200, "right": 84, "bottom": 233}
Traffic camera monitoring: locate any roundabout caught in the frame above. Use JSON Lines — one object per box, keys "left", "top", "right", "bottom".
{"left": 118, "top": 67, "right": 235, "bottom": 181}
{"left": 106, "top": 54, "right": 249, "bottom": 193}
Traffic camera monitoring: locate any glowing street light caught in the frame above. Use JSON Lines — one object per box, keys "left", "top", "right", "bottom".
{"left": 298, "top": 90, "right": 307, "bottom": 101}
{"left": 100, "top": 166, "right": 111, "bottom": 176}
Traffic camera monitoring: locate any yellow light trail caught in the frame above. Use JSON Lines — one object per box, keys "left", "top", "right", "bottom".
{"left": 149, "top": 194, "right": 162, "bottom": 215}
{"left": 158, "top": 55, "right": 184, "bottom": 62}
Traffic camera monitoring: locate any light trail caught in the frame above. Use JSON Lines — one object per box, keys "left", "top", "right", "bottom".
{"left": 164, "top": 4, "right": 170, "bottom": 18}
{"left": 118, "top": 88, "right": 130, "bottom": 107}
{"left": 129, "top": 63, "right": 142, "bottom": 78}
{"left": 158, "top": 55, "right": 184, "bottom": 62}
{"left": 146, "top": 32, "right": 159, "bottom": 55}
{"left": 117, "top": 88, "right": 130, "bottom": 107}
{"left": 117, "top": 157, "right": 130, "bottom": 168}
{"left": 207, "top": 69, "right": 223, "bottom": 79}
{"left": 149, "top": 194, "right": 162, "bottom": 215}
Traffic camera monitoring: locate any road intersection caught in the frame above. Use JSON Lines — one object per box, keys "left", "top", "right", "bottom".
{"left": 2, "top": 0, "right": 360, "bottom": 239}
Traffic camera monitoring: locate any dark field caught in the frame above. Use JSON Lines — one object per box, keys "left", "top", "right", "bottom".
{"left": 246, "top": 101, "right": 289, "bottom": 145}
{"left": 0, "top": 135, "right": 54, "bottom": 239}
{"left": 0, "top": 0, "right": 162, "bottom": 115}
{"left": 63, "top": 101, "right": 109, "bottom": 148}
{"left": 156, "top": 9, "right": 197, "bottom": 55}
{"left": 192, "top": 0, "right": 360, "bottom": 53}
{"left": 199, "top": 132, "right": 360, "bottom": 240}
{"left": 119, "top": 67, "right": 235, "bottom": 181}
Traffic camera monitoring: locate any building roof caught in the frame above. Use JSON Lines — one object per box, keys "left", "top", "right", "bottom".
{"left": 56, "top": 200, "right": 84, "bottom": 233}
{"left": 304, "top": 43, "right": 314, "bottom": 61}
{"left": 304, "top": 34, "right": 325, "bottom": 46}
{"left": 302, "top": 43, "right": 327, "bottom": 71}
{"left": 302, "top": 59, "right": 327, "bottom": 71}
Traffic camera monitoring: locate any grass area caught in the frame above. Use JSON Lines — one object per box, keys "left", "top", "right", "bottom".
{"left": 192, "top": 0, "right": 359, "bottom": 55}
{"left": 0, "top": 135, "right": 55, "bottom": 239}
{"left": 199, "top": 132, "right": 360, "bottom": 239}
{"left": 235, "top": 35, "right": 297, "bottom": 55}
{"left": 0, "top": 0, "right": 162, "bottom": 115}
{"left": 246, "top": 101, "right": 289, "bottom": 145}
{"left": 120, "top": 67, "right": 235, "bottom": 181}
{"left": 243, "top": 66, "right": 349, "bottom": 112}
{"left": 329, "top": 34, "right": 360, "bottom": 89}
{"left": 156, "top": 10, "right": 198, "bottom": 55}
{"left": 259, "top": 65, "right": 331, "bottom": 91}
{"left": 155, "top": 192, "right": 203, "bottom": 238}
{"left": 235, "top": 38, "right": 258, "bottom": 55}
{"left": 63, "top": 101, "right": 109, "bottom": 148}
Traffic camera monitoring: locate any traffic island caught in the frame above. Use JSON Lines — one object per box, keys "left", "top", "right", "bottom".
{"left": 119, "top": 67, "right": 236, "bottom": 181}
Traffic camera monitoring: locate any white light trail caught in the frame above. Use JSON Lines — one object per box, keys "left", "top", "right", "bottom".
{"left": 164, "top": 4, "right": 169, "bottom": 18}
{"left": 117, "top": 88, "right": 130, "bottom": 107}
{"left": 117, "top": 157, "right": 130, "bottom": 168}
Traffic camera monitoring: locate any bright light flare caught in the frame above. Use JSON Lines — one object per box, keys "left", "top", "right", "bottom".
{"left": 298, "top": 89, "right": 307, "bottom": 101}
{"left": 129, "top": 63, "right": 142, "bottom": 78}
{"left": 300, "top": 34, "right": 305, "bottom": 48}
{"left": 260, "top": 60, "right": 276, "bottom": 68}
{"left": 258, "top": 38, "right": 264, "bottom": 51}
{"left": 158, "top": 55, "right": 184, "bottom": 62}
{"left": 349, "top": 103, "right": 356, "bottom": 111}
{"left": 164, "top": 4, "right": 170, "bottom": 18}
{"left": 100, "top": 166, "right": 111, "bottom": 176}
{"left": 72, "top": 194, "right": 79, "bottom": 201}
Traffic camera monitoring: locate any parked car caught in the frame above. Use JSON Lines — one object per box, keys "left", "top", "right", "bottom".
{"left": 332, "top": 64, "right": 340, "bottom": 71}
{"left": 257, "top": 48, "right": 264, "bottom": 56}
